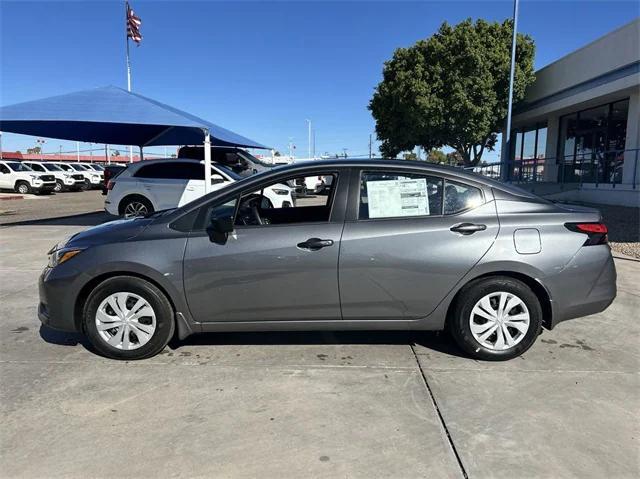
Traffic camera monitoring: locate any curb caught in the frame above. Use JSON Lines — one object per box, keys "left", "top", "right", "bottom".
{"left": 0, "top": 195, "right": 24, "bottom": 201}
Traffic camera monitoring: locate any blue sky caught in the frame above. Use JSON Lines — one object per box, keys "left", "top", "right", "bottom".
{"left": 1, "top": 0, "right": 638, "bottom": 160}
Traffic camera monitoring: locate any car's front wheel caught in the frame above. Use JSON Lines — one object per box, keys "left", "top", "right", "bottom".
{"left": 15, "top": 181, "right": 31, "bottom": 194}
{"left": 83, "top": 276, "right": 175, "bottom": 360}
{"left": 449, "top": 276, "right": 542, "bottom": 361}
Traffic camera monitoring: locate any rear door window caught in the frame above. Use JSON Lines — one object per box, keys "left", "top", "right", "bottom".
{"left": 359, "top": 171, "right": 443, "bottom": 219}
{"left": 135, "top": 162, "right": 199, "bottom": 180}
{"left": 443, "top": 180, "right": 484, "bottom": 214}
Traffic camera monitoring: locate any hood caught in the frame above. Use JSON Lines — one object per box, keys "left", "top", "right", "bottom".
{"left": 63, "top": 216, "right": 155, "bottom": 249}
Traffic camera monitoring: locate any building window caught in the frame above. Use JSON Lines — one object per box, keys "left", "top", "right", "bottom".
{"left": 509, "top": 124, "right": 547, "bottom": 182}
{"left": 557, "top": 99, "right": 629, "bottom": 183}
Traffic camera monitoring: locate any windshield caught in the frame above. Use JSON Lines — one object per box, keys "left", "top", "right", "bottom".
{"left": 71, "top": 164, "right": 89, "bottom": 171}
{"left": 43, "top": 163, "right": 63, "bottom": 171}
{"left": 6, "top": 162, "right": 33, "bottom": 172}
{"left": 238, "top": 150, "right": 274, "bottom": 168}
{"left": 214, "top": 163, "right": 242, "bottom": 181}
{"left": 91, "top": 164, "right": 105, "bottom": 170}
{"left": 56, "top": 163, "right": 72, "bottom": 171}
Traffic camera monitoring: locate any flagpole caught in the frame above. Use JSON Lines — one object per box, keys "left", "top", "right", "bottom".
{"left": 125, "top": 1, "right": 133, "bottom": 163}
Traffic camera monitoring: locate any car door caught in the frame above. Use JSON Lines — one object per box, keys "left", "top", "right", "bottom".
{"left": 339, "top": 168, "right": 499, "bottom": 320}
{"left": 0, "top": 163, "right": 11, "bottom": 189}
{"left": 134, "top": 162, "right": 189, "bottom": 210}
{"left": 179, "top": 164, "right": 231, "bottom": 206}
{"left": 182, "top": 169, "right": 348, "bottom": 322}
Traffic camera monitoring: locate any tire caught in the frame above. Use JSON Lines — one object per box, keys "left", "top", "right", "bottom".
{"left": 119, "top": 195, "right": 154, "bottom": 218}
{"left": 81, "top": 180, "right": 90, "bottom": 190}
{"left": 83, "top": 276, "right": 175, "bottom": 360}
{"left": 54, "top": 180, "right": 64, "bottom": 192}
{"left": 15, "top": 181, "right": 31, "bottom": 194}
{"left": 449, "top": 276, "right": 542, "bottom": 361}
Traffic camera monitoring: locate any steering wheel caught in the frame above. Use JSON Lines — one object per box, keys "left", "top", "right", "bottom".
{"left": 237, "top": 195, "right": 271, "bottom": 226}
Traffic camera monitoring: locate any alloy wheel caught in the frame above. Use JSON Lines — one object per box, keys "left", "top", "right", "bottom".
{"left": 95, "top": 292, "right": 156, "bottom": 350}
{"left": 469, "top": 291, "right": 530, "bottom": 351}
{"left": 18, "top": 184, "right": 29, "bottom": 194}
{"left": 123, "top": 201, "right": 148, "bottom": 218}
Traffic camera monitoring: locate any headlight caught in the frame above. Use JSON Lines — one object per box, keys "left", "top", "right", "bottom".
{"left": 272, "top": 188, "right": 289, "bottom": 195}
{"left": 47, "top": 247, "right": 83, "bottom": 268}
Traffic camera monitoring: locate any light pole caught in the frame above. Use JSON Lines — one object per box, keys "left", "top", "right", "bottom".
{"left": 36, "top": 138, "right": 46, "bottom": 160}
{"left": 503, "top": 0, "right": 520, "bottom": 181}
{"left": 306, "top": 119, "right": 311, "bottom": 160}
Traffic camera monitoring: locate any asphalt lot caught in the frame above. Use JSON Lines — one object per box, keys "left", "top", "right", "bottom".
{"left": 0, "top": 197, "right": 639, "bottom": 478}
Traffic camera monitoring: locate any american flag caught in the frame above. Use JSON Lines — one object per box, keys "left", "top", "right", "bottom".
{"left": 126, "top": 2, "right": 142, "bottom": 45}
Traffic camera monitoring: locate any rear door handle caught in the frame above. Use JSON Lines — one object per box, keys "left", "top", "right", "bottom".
{"left": 450, "top": 223, "right": 487, "bottom": 235}
{"left": 297, "top": 238, "right": 334, "bottom": 250}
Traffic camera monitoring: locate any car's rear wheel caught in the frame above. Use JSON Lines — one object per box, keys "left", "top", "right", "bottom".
{"left": 449, "top": 276, "right": 542, "bottom": 361}
{"left": 83, "top": 276, "right": 174, "bottom": 360}
{"left": 120, "top": 196, "right": 154, "bottom": 218}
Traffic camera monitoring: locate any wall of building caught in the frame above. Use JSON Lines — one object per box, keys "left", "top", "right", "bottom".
{"left": 501, "top": 19, "right": 640, "bottom": 205}
{"left": 525, "top": 19, "right": 639, "bottom": 104}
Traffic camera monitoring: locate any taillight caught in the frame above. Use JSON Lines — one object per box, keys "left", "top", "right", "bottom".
{"left": 107, "top": 180, "right": 115, "bottom": 191}
{"left": 565, "top": 222, "right": 608, "bottom": 246}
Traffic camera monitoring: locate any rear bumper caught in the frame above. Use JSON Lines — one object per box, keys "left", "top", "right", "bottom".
{"left": 547, "top": 246, "right": 617, "bottom": 329}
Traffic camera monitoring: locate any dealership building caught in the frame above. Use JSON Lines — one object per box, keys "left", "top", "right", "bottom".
{"left": 503, "top": 18, "right": 639, "bottom": 207}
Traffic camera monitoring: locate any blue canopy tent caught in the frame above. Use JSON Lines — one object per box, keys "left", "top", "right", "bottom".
{"left": 0, "top": 85, "right": 268, "bottom": 192}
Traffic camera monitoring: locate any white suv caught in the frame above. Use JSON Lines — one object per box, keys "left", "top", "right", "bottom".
{"left": 105, "top": 158, "right": 293, "bottom": 217}
{"left": 52, "top": 162, "right": 103, "bottom": 189}
{"left": 0, "top": 160, "right": 57, "bottom": 194}
{"left": 22, "top": 161, "right": 85, "bottom": 192}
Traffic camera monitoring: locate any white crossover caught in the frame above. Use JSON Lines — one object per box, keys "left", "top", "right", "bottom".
{"left": 105, "top": 158, "right": 294, "bottom": 218}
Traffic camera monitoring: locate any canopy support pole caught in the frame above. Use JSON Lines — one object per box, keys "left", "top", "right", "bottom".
{"left": 139, "top": 146, "right": 144, "bottom": 162}
{"left": 204, "top": 129, "right": 212, "bottom": 194}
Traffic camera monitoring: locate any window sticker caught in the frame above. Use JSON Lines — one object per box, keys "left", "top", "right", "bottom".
{"left": 366, "top": 178, "right": 429, "bottom": 218}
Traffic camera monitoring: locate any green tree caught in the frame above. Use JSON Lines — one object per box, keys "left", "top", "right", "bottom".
{"left": 446, "top": 151, "right": 464, "bottom": 166}
{"left": 403, "top": 152, "right": 418, "bottom": 161}
{"left": 27, "top": 147, "right": 41, "bottom": 155}
{"left": 427, "top": 149, "right": 447, "bottom": 164}
{"left": 369, "top": 19, "right": 535, "bottom": 166}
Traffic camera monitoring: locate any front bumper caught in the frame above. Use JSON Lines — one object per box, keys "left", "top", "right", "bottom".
{"left": 33, "top": 182, "right": 56, "bottom": 192}
{"left": 38, "top": 265, "right": 85, "bottom": 333}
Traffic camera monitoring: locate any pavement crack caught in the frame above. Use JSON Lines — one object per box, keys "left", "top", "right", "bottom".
{"left": 410, "top": 343, "right": 469, "bottom": 479}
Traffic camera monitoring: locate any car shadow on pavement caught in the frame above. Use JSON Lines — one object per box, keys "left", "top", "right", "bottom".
{"left": 39, "top": 325, "right": 468, "bottom": 359}
{"left": 0, "top": 211, "right": 115, "bottom": 227}
{"left": 170, "top": 330, "right": 468, "bottom": 358}
{"left": 39, "top": 325, "right": 92, "bottom": 348}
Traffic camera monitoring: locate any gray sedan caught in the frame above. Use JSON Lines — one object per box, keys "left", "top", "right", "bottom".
{"left": 39, "top": 160, "right": 616, "bottom": 360}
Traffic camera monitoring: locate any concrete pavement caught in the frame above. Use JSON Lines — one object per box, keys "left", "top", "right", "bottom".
{"left": 1, "top": 217, "right": 638, "bottom": 478}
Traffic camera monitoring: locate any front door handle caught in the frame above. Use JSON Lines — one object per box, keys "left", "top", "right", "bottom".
{"left": 297, "top": 238, "right": 334, "bottom": 251}
{"left": 450, "top": 223, "right": 487, "bottom": 235}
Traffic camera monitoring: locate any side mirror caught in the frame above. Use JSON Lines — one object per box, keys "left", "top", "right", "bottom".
{"left": 207, "top": 216, "right": 234, "bottom": 244}
{"left": 211, "top": 174, "right": 225, "bottom": 184}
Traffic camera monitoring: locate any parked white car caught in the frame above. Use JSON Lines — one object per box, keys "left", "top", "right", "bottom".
{"left": 105, "top": 158, "right": 294, "bottom": 217}
{"left": 52, "top": 162, "right": 103, "bottom": 189}
{"left": 22, "top": 161, "right": 85, "bottom": 192}
{"left": 0, "top": 160, "right": 56, "bottom": 194}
